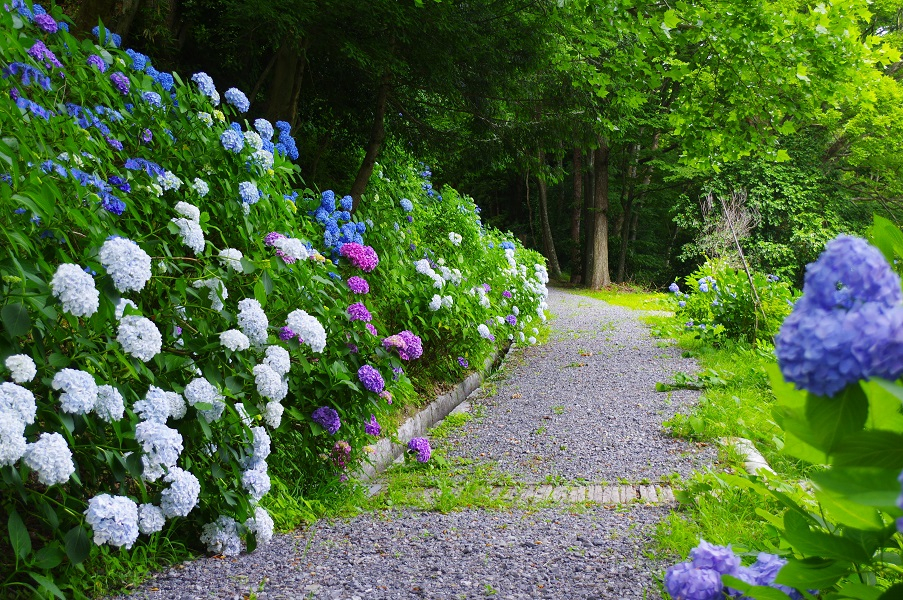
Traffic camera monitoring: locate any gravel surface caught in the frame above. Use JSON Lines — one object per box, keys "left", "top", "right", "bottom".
{"left": 117, "top": 506, "right": 668, "bottom": 600}
{"left": 114, "top": 287, "right": 710, "bottom": 600}
{"left": 445, "top": 287, "right": 714, "bottom": 483}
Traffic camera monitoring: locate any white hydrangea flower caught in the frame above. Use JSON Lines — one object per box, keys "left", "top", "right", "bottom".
{"left": 135, "top": 420, "right": 183, "bottom": 482}
{"left": 450, "top": 269, "right": 462, "bottom": 286}
{"left": 236, "top": 402, "right": 253, "bottom": 427}
{"left": 0, "top": 382, "right": 37, "bottom": 424}
{"left": 50, "top": 263, "right": 99, "bottom": 317}
{"left": 200, "top": 516, "right": 242, "bottom": 556}
{"left": 252, "top": 364, "right": 287, "bottom": 402}
{"left": 237, "top": 298, "right": 269, "bottom": 346}
{"left": 118, "top": 316, "right": 162, "bottom": 362}
{"left": 94, "top": 385, "right": 125, "bottom": 422}
{"left": 157, "top": 171, "right": 182, "bottom": 191}
{"left": 512, "top": 305, "right": 520, "bottom": 316}
{"left": 138, "top": 503, "right": 165, "bottom": 534}
{"left": 160, "top": 467, "right": 200, "bottom": 518}
{"left": 134, "top": 386, "right": 183, "bottom": 423}
{"left": 428, "top": 295, "right": 441, "bottom": 311}
{"left": 529, "top": 336, "right": 537, "bottom": 344}
{"left": 174, "top": 201, "right": 200, "bottom": 222}
{"left": 250, "top": 426, "right": 271, "bottom": 465}
{"left": 99, "top": 238, "right": 153, "bottom": 293}
{"left": 442, "top": 295, "right": 453, "bottom": 308}
{"left": 439, "top": 266, "right": 452, "bottom": 281}
{"left": 149, "top": 183, "right": 163, "bottom": 197}
{"left": 272, "top": 237, "right": 308, "bottom": 261}
{"left": 114, "top": 298, "right": 137, "bottom": 320}
{"left": 448, "top": 232, "right": 462, "bottom": 246}
{"left": 479, "top": 295, "right": 491, "bottom": 309}
{"left": 85, "top": 494, "right": 139, "bottom": 549}
{"left": 286, "top": 310, "right": 326, "bottom": 353}
{"left": 532, "top": 327, "right": 539, "bottom": 335}
{"left": 193, "top": 277, "right": 228, "bottom": 311}
{"left": 0, "top": 413, "right": 27, "bottom": 467}
{"left": 477, "top": 324, "right": 492, "bottom": 340}
{"left": 241, "top": 466, "right": 270, "bottom": 502}
{"left": 183, "top": 377, "right": 225, "bottom": 423}
{"left": 518, "top": 331, "right": 525, "bottom": 342}
{"left": 218, "top": 248, "right": 243, "bottom": 271}
{"left": 198, "top": 112, "right": 213, "bottom": 127}
{"left": 52, "top": 368, "right": 97, "bottom": 415}
{"left": 244, "top": 130, "right": 263, "bottom": 151}
{"left": 23, "top": 432, "right": 75, "bottom": 486}
{"left": 495, "top": 316, "right": 505, "bottom": 325}
{"left": 245, "top": 506, "right": 274, "bottom": 546}
{"left": 414, "top": 259, "right": 433, "bottom": 275}
{"left": 263, "top": 346, "right": 290, "bottom": 376}
{"left": 220, "top": 329, "right": 250, "bottom": 352}
{"left": 431, "top": 274, "right": 445, "bottom": 289}
{"left": 192, "top": 177, "right": 210, "bottom": 196}
{"left": 5, "top": 354, "right": 36, "bottom": 383}
{"left": 172, "top": 217, "right": 205, "bottom": 255}
{"left": 262, "top": 401, "right": 283, "bottom": 429}
{"left": 252, "top": 149, "right": 274, "bottom": 170}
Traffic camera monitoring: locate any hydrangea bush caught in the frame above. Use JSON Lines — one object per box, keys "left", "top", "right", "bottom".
{"left": 665, "top": 219, "right": 903, "bottom": 599}
{"left": 670, "top": 258, "right": 794, "bottom": 342}
{"left": 0, "top": 4, "right": 548, "bottom": 596}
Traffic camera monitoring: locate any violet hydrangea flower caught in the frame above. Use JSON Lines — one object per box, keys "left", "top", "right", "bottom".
{"left": 347, "top": 276, "right": 369, "bottom": 294}
{"left": 365, "top": 414, "right": 381, "bottom": 436}
{"left": 664, "top": 562, "right": 722, "bottom": 600}
{"left": 109, "top": 72, "right": 129, "bottom": 95}
{"left": 347, "top": 302, "right": 372, "bottom": 322}
{"left": 312, "top": 406, "right": 341, "bottom": 434}
{"left": 407, "top": 437, "right": 431, "bottom": 462}
{"left": 397, "top": 330, "right": 423, "bottom": 360}
{"left": 358, "top": 365, "right": 385, "bottom": 394}
{"left": 340, "top": 242, "right": 379, "bottom": 272}
{"left": 87, "top": 55, "right": 106, "bottom": 72}
{"left": 279, "top": 327, "right": 296, "bottom": 341}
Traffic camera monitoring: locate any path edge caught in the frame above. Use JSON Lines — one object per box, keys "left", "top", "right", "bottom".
{"left": 357, "top": 343, "right": 515, "bottom": 481}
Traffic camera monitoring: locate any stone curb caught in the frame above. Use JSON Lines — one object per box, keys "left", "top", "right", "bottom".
{"left": 719, "top": 436, "right": 774, "bottom": 475}
{"left": 357, "top": 342, "right": 514, "bottom": 481}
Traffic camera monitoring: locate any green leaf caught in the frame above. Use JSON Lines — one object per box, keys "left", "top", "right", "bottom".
{"left": 806, "top": 385, "right": 868, "bottom": 453}
{"left": 1, "top": 303, "right": 31, "bottom": 337}
{"left": 721, "top": 576, "right": 796, "bottom": 600}
{"left": 814, "top": 490, "right": 885, "bottom": 531}
{"left": 254, "top": 280, "right": 267, "bottom": 308}
{"left": 775, "top": 557, "right": 853, "bottom": 590}
{"left": 782, "top": 511, "right": 871, "bottom": 563}
{"left": 32, "top": 546, "right": 65, "bottom": 570}
{"left": 8, "top": 510, "right": 32, "bottom": 560}
{"left": 878, "top": 584, "right": 903, "bottom": 600}
{"left": 28, "top": 572, "right": 65, "bottom": 599}
{"left": 832, "top": 431, "right": 903, "bottom": 469}
{"left": 663, "top": 9, "right": 679, "bottom": 29}
{"left": 833, "top": 582, "right": 884, "bottom": 600}
{"left": 262, "top": 270, "right": 275, "bottom": 295}
{"left": 64, "top": 525, "right": 91, "bottom": 565}
{"left": 811, "top": 467, "right": 900, "bottom": 510}
{"left": 240, "top": 257, "right": 257, "bottom": 274}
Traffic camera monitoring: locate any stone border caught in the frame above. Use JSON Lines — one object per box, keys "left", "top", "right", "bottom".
{"left": 357, "top": 343, "right": 514, "bottom": 481}
{"left": 719, "top": 436, "right": 774, "bottom": 475}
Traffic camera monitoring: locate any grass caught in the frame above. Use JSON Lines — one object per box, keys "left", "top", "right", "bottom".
{"left": 573, "top": 284, "right": 670, "bottom": 311}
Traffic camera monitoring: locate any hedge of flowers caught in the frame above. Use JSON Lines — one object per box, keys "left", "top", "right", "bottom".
{"left": 0, "top": 3, "right": 548, "bottom": 596}
{"left": 665, "top": 222, "right": 903, "bottom": 599}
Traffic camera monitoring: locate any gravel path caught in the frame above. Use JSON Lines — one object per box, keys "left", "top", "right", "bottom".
{"left": 445, "top": 287, "right": 714, "bottom": 483}
{"left": 115, "top": 287, "right": 711, "bottom": 600}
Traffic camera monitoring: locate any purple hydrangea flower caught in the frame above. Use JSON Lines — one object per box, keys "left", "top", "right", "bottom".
{"left": 365, "top": 414, "right": 381, "bottom": 436}
{"left": 503, "top": 290, "right": 512, "bottom": 298}
{"left": 397, "top": 330, "right": 422, "bottom": 361}
{"left": 312, "top": 406, "right": 341, "bottom": 435}
{"left": 34, "top": 13, "right": 57, "bottom": 32}
{"left": 109, "top": 72, "right": 129, "bottom": 95}
{"left": 141, "top": 129, "right": 152, "bottom": 143}
{"left": 279, "top": 327, "right": 296, "bottom": 341}
{"left": 331, "top": 440, "right": 351, "bottom": 469}
{"left": 482, "top": 283, "right": 491, "bottom": 293}
{"left": 776, "top": 235, "right": 903, "bottom": 397}
{"left": 366, "top": 323, "right": 378, "bottom": 336}
{"left": 382, "top": 335, "right": 406, "bottom": 351}
{"left": 346, "top": 343, "right": 358, "bottom": 353}
{"left": 380, "top": 390, "right": 393, "bottom": 404}
{"left": 669, "top": 282, "right": 680, "bottom": 293}
{"left": 458, "top": 357, "right": 468, "bottom": 368}
{"left": 87, "top": 55, "right": 106, "bottom": 72}
{"left": 357, "top": 365, "right": 385, "bottom": 394}
{"left": 347, "top": 276, "right": 369, "bottom": 294}
{"left": 27, "top": 41, "right": 62, "bottom": 69}
{"left": 264, "top": 231, "right": 286, "bottom": 246}
{"left": 408, "top": 437, "right": 431, "bottom": 462}
{"left": 347, "top": 302, "right": 372, "bottom": 322}
{"left": 664, "top": 562, "right": 723, "bottom": 600}
{"left": 392, "top": 367, "right": 403, "bottom": 381}
{"left": 690, "top": 540, "right": 740, "bottom": 575}
{"left": 801, "top": 235, "right": 902, "bottom": 311}
{"left": 340, "top": 243, "right": 379, "bottom": 272}
{"left": 505, "top": 315, "right": 517, "bottom": 326}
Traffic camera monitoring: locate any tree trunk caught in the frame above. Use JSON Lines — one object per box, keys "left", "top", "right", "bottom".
{"left": 537, "top": 148, "right": 561, "bottom": 280}
{"left": 525, "top": 168, "right": 536, "bottom": 248}
{"left": 75, "top": 0, "right": 117, "bottom": 36}
{"left": 569, "top": 146, "right": 583, "bottom": 284}
{"left": 616, "top": 133, "right": 659, "bottom": 283}
{"left": 264, "top": 38, "right": 309, "bottom": 128}
{"left": 114, "top": 0, "right": 142, "bottom": 42}
{"left": 582, "top": 149, "right": 595, "bottom": 284}
{"left": 350, "top": 69, "right": 392, "bottom": 210}
{"left": 588, "top": 139, "right": 611, "bottom": 290}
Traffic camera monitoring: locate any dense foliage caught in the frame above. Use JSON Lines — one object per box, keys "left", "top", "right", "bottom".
{"left": 0, "top": 4, "right": 549, "bottom": 597}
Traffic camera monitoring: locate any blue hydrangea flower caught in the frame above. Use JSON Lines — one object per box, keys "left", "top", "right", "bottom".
{"left": 664, "top": 562, "right": 723, "bottom": 600}
{"left": 220, "top": 129, "right": 243, "bottom": 153}
{"left": 254, "top": 118, "right": 274, "bottom": 140}
{"left": 125, "top": 49, "right": 149, "bottom": 72}
{"left": 142, "top": 91, "right": 162, "bottom": 107}
{"left": 238, "top": 181, "right": 259, "bottom": 204}
{"left": 400, "top": 198, "right": 413, "bottom": 212}
{"left": 224, "top": 87, "right": 250, "bottom": 112}
{"left": 669, "top": 282, "right": 680, "bottom": 294}
{"left": 339, "top": 195, "right": 353, "bottom": 211}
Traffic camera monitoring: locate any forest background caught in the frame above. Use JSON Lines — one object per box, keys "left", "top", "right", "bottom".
{"left": 64, "top": 0, "right": 903, "bottom": 288}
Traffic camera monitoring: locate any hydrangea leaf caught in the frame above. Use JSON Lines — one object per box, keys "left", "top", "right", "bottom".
{"left": 774, "top": 557, "right": 853, "bottom": 590}
{"left": 8, "top": 510, "right": 31, "bottom": 560}
{"left": 831, "top": 431, "right": 903, "bottom": 469}
{"left": 810, "top": 467, "right": 900, "bottom": 510}
{"left": 1, "top": 303, "right": 31, "bottom": 337}
{"left": 720, "top": 576, "right": 795, "bottom": 600}
{"left": 805, "top": 385, "right": 869, "bottom": 453}
{"left": 814, "top": 489, "right": 885, "bottom": 531}
{"left": 63, "top": 525, "right": 90, "bottom": 565}
{"left": 783, "top": 510, "right": 872, "bottom": 563}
